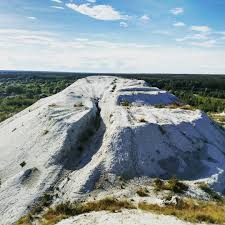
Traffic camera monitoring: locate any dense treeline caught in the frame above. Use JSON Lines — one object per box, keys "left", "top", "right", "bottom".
{"left": 0, "top": 78, "right": 75, "bottom": 122}
{"left": 136, "top": 75, "right": 225, "bottom": 113}
{"left": 0, "top": 73, "right": 225, "bottom": 122}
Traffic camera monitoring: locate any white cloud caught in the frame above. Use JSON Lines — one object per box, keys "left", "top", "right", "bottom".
{"left": 153, "top": 30, "right": 170, "bottom": 35}
{"left": 0, "top": 29, "right": 225, "bottom": 74}
{"left": 191, "top": 40, "right": 216, "bottom": 48}
{"left": 27, "top": 16, "right": 37, "bottom": 20}
{"left": 66, "top": 3, "right": 129, "bottom": 21}
{"left": 176, "top": 33, "right": 209, "bottom": 42}
{"left": 51, "top": 6, "right": 64, "bottom": 9}
{"left": 191, "top": 26, "right": 210, "bottom": 32}
{"left": 140, "top": 14, "right": 150, "bottom": 23}
{"left": 170, "top": 8, "right": 184, "bottom": 15}
{"left": 51, "top": 0, "right": 63, "bottom": 3}
{"left": 173, "top": 22, "right": 185, "bottom": 27}
{"left": 87, "top": 0, "right": 96, "bottom": 3}
{"left": 120, "top": 22, "right": 128, "bottom": 28}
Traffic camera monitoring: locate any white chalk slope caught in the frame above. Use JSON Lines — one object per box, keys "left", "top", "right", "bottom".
{"left": 57, "top": 210, "right": 203, "bottom": 225}
{"left": 0, "top": 76, "right": 225, "bottom": 224}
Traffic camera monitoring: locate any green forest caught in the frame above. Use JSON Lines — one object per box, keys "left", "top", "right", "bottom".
{"left": 0, "top": 73, "right": 225, "bottom": 125}
{"left": 0, "top": 77, "right": 75, "bottom": 122}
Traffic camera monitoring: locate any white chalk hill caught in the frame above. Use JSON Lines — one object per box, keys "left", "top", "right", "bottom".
{"left": 0, "top": 76, "right": 225, "bottom": 224}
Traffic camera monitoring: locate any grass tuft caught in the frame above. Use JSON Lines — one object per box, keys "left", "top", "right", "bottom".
{"left": 139, "top": 198, "right": 225, "bottom": 224}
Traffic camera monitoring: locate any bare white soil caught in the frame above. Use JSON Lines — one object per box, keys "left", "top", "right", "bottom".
{"left": 57, "top": 210, "right": 204, "bottom": 225}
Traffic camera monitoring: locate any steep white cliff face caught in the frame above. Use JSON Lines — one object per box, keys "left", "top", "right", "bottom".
{"left": 0, "top": 76, "right": 225, "bottom": 224}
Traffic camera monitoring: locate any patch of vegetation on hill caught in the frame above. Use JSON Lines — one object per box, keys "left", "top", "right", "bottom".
{"left": 139, "top": 198, "right": 225, "bottom": 224}
{"left": 15, "top": 197, "right": 135, "bottom": 225}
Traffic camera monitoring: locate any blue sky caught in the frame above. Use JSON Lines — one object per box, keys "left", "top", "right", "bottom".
{"left": 0, "top": 0, "right": 225, "bottom": 73}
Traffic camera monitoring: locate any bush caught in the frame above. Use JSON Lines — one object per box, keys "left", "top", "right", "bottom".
{"left": 20, "top": 161, "right": 26, "bottom": 168}
{"left": 138, "top": 118, "right": 147, "bottom": 123}
{"left": 74, "top": 102, "right": 84, "bottom": 107}
{"left": 153, "top": 177, "right": 188, "bottom": 194}
{"left": 165, "top": 177, "right": 188, "bottom": 193}
{"left": 153, "top": 178, "right": 165, "bottom": 192}
{"left": 43, "top": 130, "right": 49, "bottom": 135}
{"left": 120, "top": 101, "right": 131, "bottom": 107}
{"left": 198, "top": 182, "right": 222, "bottom": 201}
{"left": 136, "top": 188, "right": 149, "bottom": 197}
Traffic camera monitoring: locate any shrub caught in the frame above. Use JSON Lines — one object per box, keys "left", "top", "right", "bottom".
{"left": 153, "top": 178, "right": 165, "bottom": 192}
{"left": 136, "top": 188, "right": 149, "bottom": 197}
{"left": 153, "top": 177, "right": 188, "bottom": 194}
{"left": 0, "top": 112, "right": 10, "bottom": 122}
{"left": 154, "top": 104, "right": 164, "bottom": 108}
{"left": 20, "top": 161, "right": 26, "bottom": 168}
{"left": 120, "top": 101, "right": 131, "bottom": 107}
{"left": 43, "top": 130, "right": 49, "bottom": 135}
{"left": 41, "top": 193, "right": 53, "bottom": 207}
{"left": 48, "top": 103, "right": 57, "bottom": 107}
{"left": 165, "top": 177, "right": 188, "bottom": 193}
{"left": 198, "top": 182, "right": 222, "bottom": 201}
{"left": 74, "top": 102, "right": 84, "bottom": 107}
{"left": 138, "top": 118, "right": 147, "bottom": 123}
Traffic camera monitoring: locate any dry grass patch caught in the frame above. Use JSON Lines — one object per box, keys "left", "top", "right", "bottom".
{"left": 15, "top": 215, "right": 33, "bottom": 225}
{"left": 167, "top": 104, "right": 195, "bottom": 110}
{"left": 16, "top": 197, "right": 135, "bottom": 225}
{"left": 48, "top": 104, "right": 57, "bottom": 108}
{"left": 155, "top": 103, "right": 195, "bottom": 111}
{"left": 211, "top": 114, "right": 225, "bottom": 123}
{"left": 74, "top": 102, "right": 84, "bottom": 107}
{"left": 40, "top": 197, "right": 135, "bottom": 225}
{"left": 139, "top": 198, "right": 225, "bottom": 224}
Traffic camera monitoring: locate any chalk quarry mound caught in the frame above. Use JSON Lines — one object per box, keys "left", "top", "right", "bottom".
{"left": 0, "top": 76, "right": 225, "bottom": 224}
